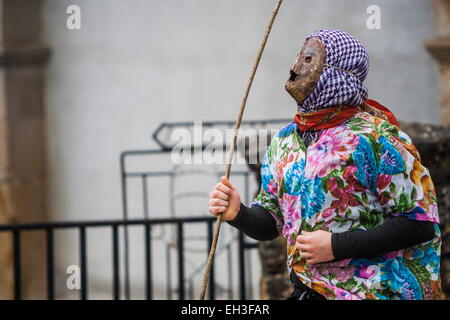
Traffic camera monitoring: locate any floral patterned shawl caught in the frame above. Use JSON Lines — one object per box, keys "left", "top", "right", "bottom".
{"left": 252, "top": 111, "right": 442, "bottom": 300}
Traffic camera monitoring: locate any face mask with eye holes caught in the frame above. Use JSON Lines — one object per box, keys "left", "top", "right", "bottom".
{"left": 285, "top": 37, "right": 327, "bottom": 107}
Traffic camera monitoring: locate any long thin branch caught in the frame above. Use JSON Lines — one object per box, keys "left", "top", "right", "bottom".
{"left": 199, "top": 0, "right": 283, "bottom": 300}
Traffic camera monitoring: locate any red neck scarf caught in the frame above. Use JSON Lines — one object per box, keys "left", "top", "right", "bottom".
{"left": 294, "top": 99, "right": 399, "bottom": 131}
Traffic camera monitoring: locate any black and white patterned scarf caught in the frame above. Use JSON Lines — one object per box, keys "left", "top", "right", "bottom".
{"left": 297, "top": 29, "right": 370, "bottom": 146}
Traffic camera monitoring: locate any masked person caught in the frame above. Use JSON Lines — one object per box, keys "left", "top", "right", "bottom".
{"left": 208, "top": 29, "right": 442, "bottom": 300}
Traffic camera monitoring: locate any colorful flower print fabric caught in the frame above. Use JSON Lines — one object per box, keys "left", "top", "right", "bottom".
{"left": 252, "top": 111, "right": 442, "bottom": 300}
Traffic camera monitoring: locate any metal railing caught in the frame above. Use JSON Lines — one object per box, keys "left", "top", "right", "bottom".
{"left": 0, "top": 216, "right": 258, "bottom": 300}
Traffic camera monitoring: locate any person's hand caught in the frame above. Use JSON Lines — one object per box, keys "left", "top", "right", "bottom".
{"left": 208, "top": 176, "right": 241, "bottom": 221}
{"left": 295, "top": 230, "right": 334, "bottom": 265}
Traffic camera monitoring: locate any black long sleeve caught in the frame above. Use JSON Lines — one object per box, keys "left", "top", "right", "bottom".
{"left": 227, "top": 203, "right": 436, "bottom": 258}
{"left": 227, "top": 203, "right": 279, "bottom": 241}
{"left": 331, "top": 216, "right": 435, "bottom": 260}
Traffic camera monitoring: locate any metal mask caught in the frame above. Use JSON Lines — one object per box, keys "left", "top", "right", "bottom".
{"left": 285, "top": 37, "right": 327, "bottom": 106}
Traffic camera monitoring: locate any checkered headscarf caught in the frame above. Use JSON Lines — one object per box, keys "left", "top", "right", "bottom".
{"left": 297, "top": 29, "right": 369, "bottom": 113}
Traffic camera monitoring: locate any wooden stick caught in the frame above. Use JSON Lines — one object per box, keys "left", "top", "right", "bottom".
{"left": 199, "top": 0, "right": 283, "bottom": 300}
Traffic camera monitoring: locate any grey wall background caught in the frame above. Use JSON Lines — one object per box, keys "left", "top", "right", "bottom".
{"left": 42, "top": 0, "right": 438, "bottom": 298}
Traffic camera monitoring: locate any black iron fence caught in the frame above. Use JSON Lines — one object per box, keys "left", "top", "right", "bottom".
{"left": 117, "top": 119, "right": 289, "bottom": 300}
